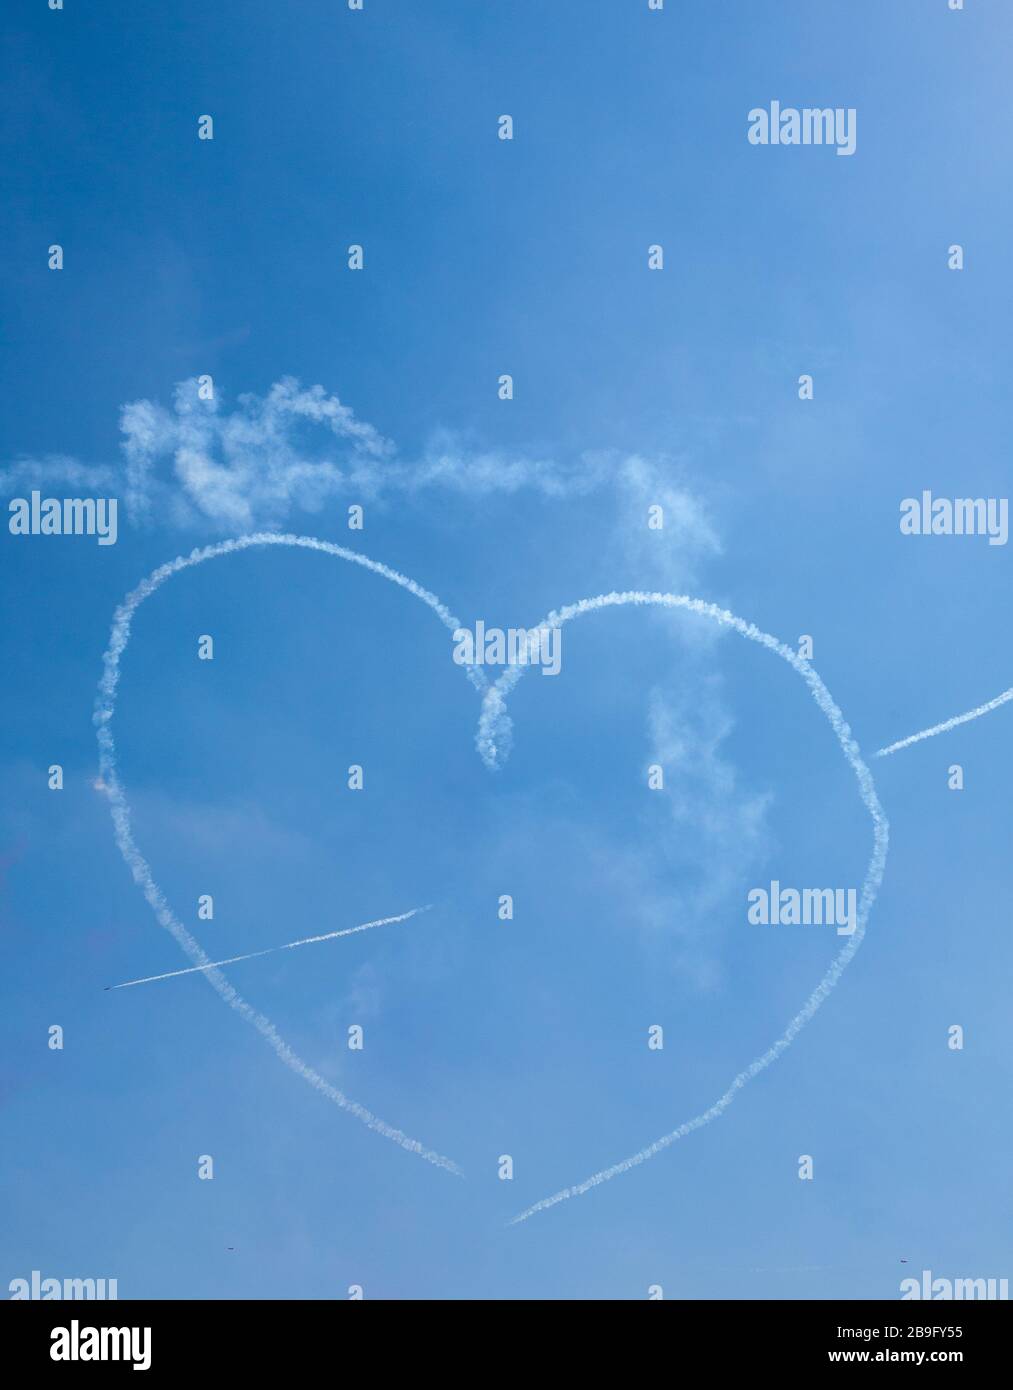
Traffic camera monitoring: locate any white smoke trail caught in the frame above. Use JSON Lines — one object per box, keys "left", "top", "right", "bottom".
{"left": 95, "top": 533, "right": 467, "bottom": 1174}
{"left": 875, "top": 687, "right": 1013, "bottom": 758}
{"left": 489, "top": 591, "right": 888, "bottom": 1225}
{"left": 108, "top": 907, "right": 430, "bottom": 990}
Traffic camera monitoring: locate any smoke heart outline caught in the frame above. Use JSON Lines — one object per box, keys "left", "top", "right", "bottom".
{"left": 95, "top": 533, "right": 889, "bottom": 1223}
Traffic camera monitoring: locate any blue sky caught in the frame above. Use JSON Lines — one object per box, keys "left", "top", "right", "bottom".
{"left": 2, "top": 0, "right": 1012, "bottom": 1299}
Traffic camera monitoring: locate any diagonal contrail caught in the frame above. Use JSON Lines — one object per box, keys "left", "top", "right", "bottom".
{"left": 107, "top": 907, "right": 430, "bottom": 990}
{"left": 875, "top": 686, "right": 1013, "bottom": 758}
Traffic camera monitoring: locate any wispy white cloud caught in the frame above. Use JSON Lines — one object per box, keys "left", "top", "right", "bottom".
{"left": 641, "top": 680, "right": 773, "bottom": 988}
{"left": 587, "top": 679, "right": 773, "bottom": 993}
{"left": 4, "top": 377, "right": 721, "bottom": 547}
{"left": 407, "top": 428, "right": 605, "bottom": 498}
{"left": 120, "top": 376, "right": 394, "bottom": 529}
{"left": 0, "top": 454, "right": 118, "bottom": 492}
{"left": 610, "top": 452, "right": 721, "bottom": 589}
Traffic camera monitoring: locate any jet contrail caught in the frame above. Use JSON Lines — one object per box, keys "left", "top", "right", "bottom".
{"left": 95, "top": 533, "right": 468, "bottom": 1176}
{"left": 480, "top": 591, "right": 888, "bottom": 1225}
{"left": 875, "top": 686, "right": 1013, "bottom": 758}
{"left": 107, "top": 907, "right": 430, "bottom": 990}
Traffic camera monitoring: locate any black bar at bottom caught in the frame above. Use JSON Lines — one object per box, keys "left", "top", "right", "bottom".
{"left": 4, "top": 1297, "right": 1008, "bottom": 1375}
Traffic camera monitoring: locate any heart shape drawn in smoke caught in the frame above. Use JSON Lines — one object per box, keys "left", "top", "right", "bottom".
{"left": 94, "top": 532, "right": 888, "bottom": 1225}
